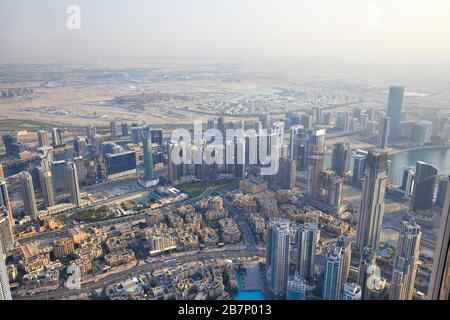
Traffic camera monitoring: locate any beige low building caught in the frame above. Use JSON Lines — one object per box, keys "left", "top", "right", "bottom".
{"left": 52, "top": 238, "right": 75, "bottom": 259}
{"left": 239, "top": 178, "right": 268, "bottom": 194}
{"left": 105, "top": 249, "right": 136, "bottom": 267}
{"left": 218, "top": 218, "right": 241, "bottom": 244}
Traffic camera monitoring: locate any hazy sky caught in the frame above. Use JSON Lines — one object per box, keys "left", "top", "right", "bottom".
{"left": 1, "top": 0, "right": 450, "bottom": 64}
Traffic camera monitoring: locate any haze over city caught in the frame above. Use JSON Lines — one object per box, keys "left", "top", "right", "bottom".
{"left": 1, "top": 0, "right": 450, "bottom": 66}
{"left": 0, "top": 0, "right": 449, "bottom": 307}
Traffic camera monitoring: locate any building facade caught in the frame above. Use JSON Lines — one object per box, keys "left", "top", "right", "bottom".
{"left": 428, "top": 176, "right": 450, "bottom": 300}
{"left": 356, "top": 149, "right": 388, "bottom": 252}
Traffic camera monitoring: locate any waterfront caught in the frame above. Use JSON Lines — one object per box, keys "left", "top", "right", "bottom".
{"left": 388, "top": 146, "right": 450, "bottom": 185}
{"left": 325, "top": 146, "right": 450, "bottom": 186}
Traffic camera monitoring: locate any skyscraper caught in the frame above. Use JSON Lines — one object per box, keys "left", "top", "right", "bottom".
{"left": 411, "top": 121, "right": 433, "bottom": 146}
{"left": 51, "top": 127, "right": 61, "bottom": 146}
{"left": 326, "top": 174, "right": 344, "bottom": 208}
{"left": 74, "top": 136, "right": 88, "bottom": 157}
{"left": 331, "top": 142, "right": 351, "bottom": 177}
{"left": 323, "top": 246, "right": 343, "bottom": 300}
{"left": 37, "top": 146, "right": 53, "bottom": 169}
{"left": 358, "top": 246, "right": 377, "bottom": 300}
{"left": 150, "top": 129, "right": 163, "bottom": 145}
{"left": 336, "top": 235, "right": 352, "bottom": 286}
{"left": 0, "top": 208, "right": 14, "bottom": 256}
{"left": 2, "top": 133, "right": 24, "bottom": 157}
{"left": 167, "top": 141, "right": 183, "bottom": 183}
{"left": 259, "top": 112, "right": 271, "bottom": 130}
{"left": 234, "top": 137, "right": 246, "bottom": 179}
{"left": 296, "top": 223, "right": 319, "bottom": 283}
{"left": 290, "top": 126, "right": 309, "bottom": 171}
{"left": 386, "top": 86, "right": 404, "bottom": 139}
{"left": 401, "top": 166, "right": 415, "bottom": 200}
{"left": 0, "top": 180, "right": 15, "bottom": 253}
{"left": 352, "top": 152, "right": 367, "bottom": 183}
{"left": 289, "top": 124, "right": 304, "bottom": 160}
{"left": 335, "top": 112, "right": 350, "bottom": 131}
{"left": 307, "top": 128, "right": 326, "bottom": 199}
{"left": 428, "top": 176, "right": 450, "bottom": 300}
{"left": 37, "top": 130, "right": 50, "bottom": 147}
{"left": 224, "top": 139, "right": 234, "bottom": 174}
{"left": 51, "top": 160, "right": 69, "bottom": 193}
{"left": 131, "top": 125, "right": 142, "bottom": 144}
{"left": 0, "top": 236, "right": 12, "bottom": 300}
{"left": 121, "top": 121, "right": 129, "bottom": 136}
{"left": 313, "top": 106, "right": 322, "bottom": 124}
{"left": 207, "top": 118, "right": 215, "bottom": 131}
{"left": 436, "top": 177, "right": 449, "bottom": 209}
{"left": 410, "top": 161, "right": 437, "bottom": 213}
{"left": 38, "top": 168, "right": 55, "bottom": 208}
{"left": 86, "top": 124, "right": 96, "bottom": 143}
{"left": 73, "top": 156, "right": 87, "bottom": 185}
{"left": 110, "top": 121, "right": 117, "bottom": 137}
{"left": 390, "top": 221, "right": 421, "bottom": 300}
{"left": 19, "top": 171, "right": 38, "bottom": 220}
{"left": 0, "top": 163, "right": 4, "bottom": 180}
{"left": 377, "top": 117, "right": 390, "bottom": 149}
{"left": 287, "top": 272, "right": 306, "bottom": 300}
{"left": 266, "top": 220, "right": 291, "bottom": 298}
{"left": 217, "top": 116, "right": 226, "bottom": 138}
{"left": 300, "top": 114, "right": 313, "bottom": 130}
{"left": 139, "top": 126, "right": 159, "bottom": 187}
{"left": 272, "top": 121, "right": 285, "bottom": 141}
{"left": 276, "top": 157, "right": 296, "bottom": 189}
{"left": 356, "top": 149, "right": 388, "bottom": 252}
{"left": 308, "top": 128, "right": 326, "bottom": 155}
{"left": 142, "top": 127, "right": 154, "bottom": 181}
{"left": 67, "top": 162, "right": 82, "bottom": 207}
{"left": 307, "top": 154, "right": 323, "bottom": 198}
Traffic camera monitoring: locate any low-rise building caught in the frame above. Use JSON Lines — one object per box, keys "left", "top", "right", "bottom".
{"left": 21, "top": 253, "right": 51, "bottom": 273}
{"left": 71, "top": 257, "right": 93, "bottom": 275}
{"left": 218, "top": 218, "right": 241, "bottom": 244}
{"left": 52, "top": 238, "right": 75, "bottom": 259}
{"left": 105, "top": 249, "right": 136, "bottom": 267}
{"left": 198, "top": 227, "right": 220, "bottom": 247}
{"left": 239, "top": 178, "right": 268, "bottom": 194}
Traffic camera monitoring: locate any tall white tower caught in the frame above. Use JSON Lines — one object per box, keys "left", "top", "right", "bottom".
{"left": 356, "top": 149, "right": 388, "bottom": 252}
{"left": 390, "top": 221, "right": 421, "bottom": 300}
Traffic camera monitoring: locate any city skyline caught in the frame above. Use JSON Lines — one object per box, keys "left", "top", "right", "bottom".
{"left": 1, "top": 0, "right": 450, "bottom": 305}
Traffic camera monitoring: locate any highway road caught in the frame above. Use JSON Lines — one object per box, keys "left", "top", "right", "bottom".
{"left": 14, "top": 248, "right": 264, "bottom": 300}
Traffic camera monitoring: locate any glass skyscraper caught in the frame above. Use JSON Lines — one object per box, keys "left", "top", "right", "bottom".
{"left": 296, "top": 223, "right": 319, "bottom": 283}
{"left": 410, "top": 161, "right": 437, "bottom": 213}
{"left": 266, "top": 220, "right": 291, "bottom": 298}
{"left": 0, "top": 236, "right": 12, "bottom": 300}
{"left": 142, "top": 126, "right": 154, "bottom": 181}
{"left": 386, "top": 86, "right": 404, "bottom": 139}
{"left": 323, "top": 247, "right": 343, "bottom": 300}
{"left": 428, "top": 176, "right": 450, "bottom": 300}
{"left": 19, "top": 171, "right": 38, "bottom": 220}
{"left": 356, "top": 149, "right": 388, "bottom": 252}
